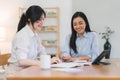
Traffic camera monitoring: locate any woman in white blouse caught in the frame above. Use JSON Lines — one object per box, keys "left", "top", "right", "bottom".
{"left": 8, "top": 5, "right": 61, "bottom": 68}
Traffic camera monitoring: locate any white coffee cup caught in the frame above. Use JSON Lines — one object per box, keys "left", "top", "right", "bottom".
{"left": 40, "top": 55, "right": 51, "bottom": 70}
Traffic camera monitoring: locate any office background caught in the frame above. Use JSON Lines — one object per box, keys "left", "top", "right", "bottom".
{"left": 0, "top": 0, "right": 120, "bottom": 58}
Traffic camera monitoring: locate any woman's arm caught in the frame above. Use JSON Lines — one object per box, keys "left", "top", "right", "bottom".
{"left": 62, "top": 53, "right": 91, "bottom": 62}
{"left": 72, "top": 56, "right": 91, "bottom": 61}
{"left": 18, "top": 57, "right": 61, "bottom": 67}
{"left": 18, "top": 59, "right": 40, "bottom": 67}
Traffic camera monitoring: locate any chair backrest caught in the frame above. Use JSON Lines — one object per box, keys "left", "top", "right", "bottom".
{"left": 0, "top": 53, "right": 11, "bottom": 69}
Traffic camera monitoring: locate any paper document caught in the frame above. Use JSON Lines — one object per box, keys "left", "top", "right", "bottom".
{"left": 73, "top": 60, "right": 92, "bottom": 66}
{"left": 51, "top": 62, "right": 83, "bottom": 68}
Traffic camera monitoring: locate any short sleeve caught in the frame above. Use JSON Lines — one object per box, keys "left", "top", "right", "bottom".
{"left": 12, "top": 35, "right": 29, "bottom": 60}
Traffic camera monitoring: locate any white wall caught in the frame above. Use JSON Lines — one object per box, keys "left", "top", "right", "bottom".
{"left": 0, "top": 0, "right": 72, "bottom": 53}
{"left": 73, "top": 0, "right": 120, "bottom": 58}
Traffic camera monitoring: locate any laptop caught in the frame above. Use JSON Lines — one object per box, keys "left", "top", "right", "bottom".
{"left": 92, "top": 50, "right": 111, "bottom": 65}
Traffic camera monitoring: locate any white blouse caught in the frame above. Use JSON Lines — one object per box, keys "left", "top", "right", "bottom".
{"left": 8, "top": 25, "right": 46, "bottom": 63}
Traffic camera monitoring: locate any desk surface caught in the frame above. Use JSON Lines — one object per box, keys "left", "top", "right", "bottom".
{"left": 7, "top": 59, "right": 120, "bottom": 80}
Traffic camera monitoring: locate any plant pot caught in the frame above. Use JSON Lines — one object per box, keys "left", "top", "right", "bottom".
{"left": 104, "top": 39, "right": 111, "bottom": 59}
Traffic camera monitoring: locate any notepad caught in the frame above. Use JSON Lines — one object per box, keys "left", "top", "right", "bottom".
{"left": 51, "top": 62, "right": 83, "bottom": 68}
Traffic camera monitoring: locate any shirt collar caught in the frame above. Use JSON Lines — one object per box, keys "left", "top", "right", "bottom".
{"left": 26, "top": 25, "right": 36, "bottom": 37}
{"left": 77, "top": 32, "right": 88, "bottom": 38}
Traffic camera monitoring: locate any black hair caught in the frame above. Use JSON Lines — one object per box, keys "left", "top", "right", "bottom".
{"left": 69, "top": 12, "right": 91, "bottom": 53}
{"left": 17, "top": 5, "right": 46, "bottom": 32}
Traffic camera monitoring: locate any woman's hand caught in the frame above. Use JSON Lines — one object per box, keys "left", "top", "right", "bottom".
{"left": 51, "top": 57, "right": 61, "bottom": 64}
{"left": 62, "top": 54, "right": 91, "bottom": 62}
{"left": 62, "top": 54, "right": 73, "bottom": 62}
{"left": 72, "top": 56, "right": 91, "bottom": 61}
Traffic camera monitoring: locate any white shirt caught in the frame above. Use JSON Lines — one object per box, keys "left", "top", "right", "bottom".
{"left": 8, "top": 25, "right": 46, "bottom": 63}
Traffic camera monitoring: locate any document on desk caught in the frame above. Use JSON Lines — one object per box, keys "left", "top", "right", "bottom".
{"left": 51, "top": 60, "right": 92, "bottom": 68}
{"left": 51, "top": 61, "right": 91, "bottom": 73}
{"left": 73, "top": 60, "right": 92, "bottom": 66}
{"left": 51, "top": 62, "right": 83, "bottom": 68}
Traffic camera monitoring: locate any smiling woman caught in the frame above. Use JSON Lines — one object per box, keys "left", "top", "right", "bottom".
{"left": 61, "top": 12, "right": 99, "bottom": 62}
{"left": 7, "top": 5, "right": 60, "bottom": 72}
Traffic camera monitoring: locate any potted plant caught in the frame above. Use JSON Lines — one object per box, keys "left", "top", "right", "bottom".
{"left": 99, "top": 26, "right": 114, "bottom": 59}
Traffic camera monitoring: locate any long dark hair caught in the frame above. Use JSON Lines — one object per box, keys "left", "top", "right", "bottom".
{"left": 70, "top": 12, "right": 91, "bottom": 53}
{"left": 17, "top": 5, "right": 46, "bottom": 32}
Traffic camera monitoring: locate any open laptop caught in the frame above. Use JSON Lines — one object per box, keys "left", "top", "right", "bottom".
{"left": 92, "top": 50, "right": 111, "bottom": 65}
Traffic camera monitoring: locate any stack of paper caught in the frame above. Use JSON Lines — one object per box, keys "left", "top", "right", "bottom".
{"left": 74, "top": 60, "right": 92, "bottom": 66}
{"left": 51, "top": 62, "right": 83, "bottom": 68}
{"left": 51, "top": 61, "right": 91, "bottom": 73}
{"left": 51, "top": 60, "right": 92, "bottom": 68}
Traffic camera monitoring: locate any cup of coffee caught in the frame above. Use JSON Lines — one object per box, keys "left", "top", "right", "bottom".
{"left": 40, "top": 55, "right": 51, "bottom": 70}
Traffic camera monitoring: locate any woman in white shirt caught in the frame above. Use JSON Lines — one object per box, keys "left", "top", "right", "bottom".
{"left": 8, "top": 5, "right": 60, "bottom": 68}
{"left": 61, "top": 12, "right": 99, "bottom": 62}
